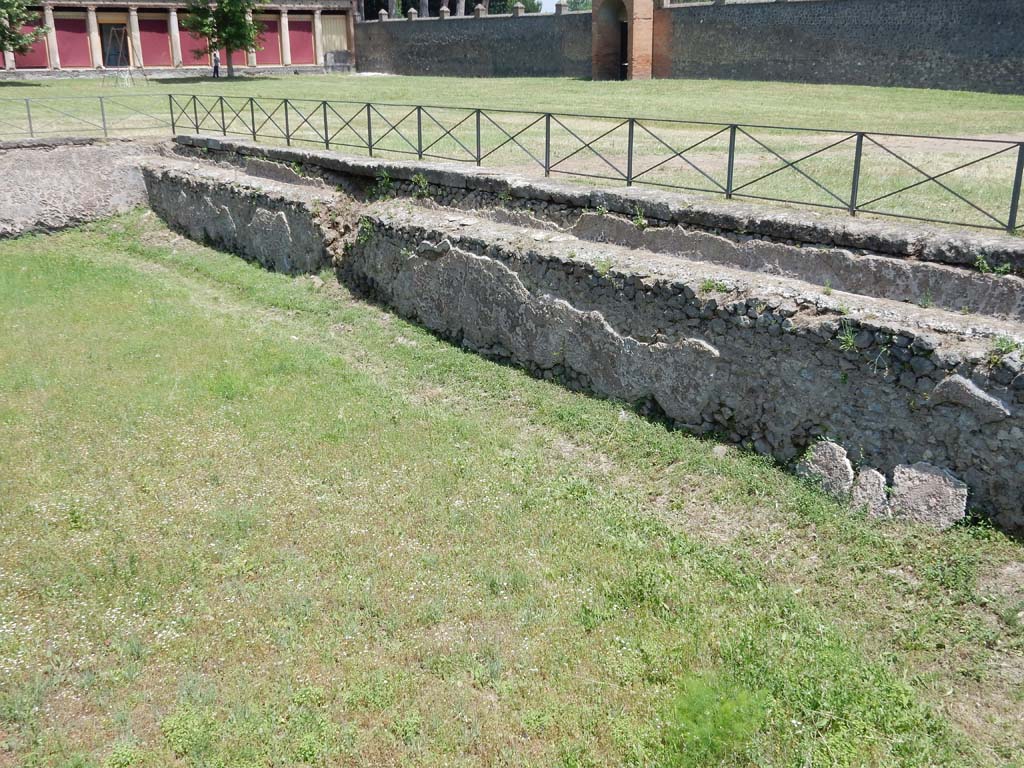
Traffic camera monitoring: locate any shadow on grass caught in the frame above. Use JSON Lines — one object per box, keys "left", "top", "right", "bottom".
{"left": 144, "top": 75, "right": 281, "bottom": 85}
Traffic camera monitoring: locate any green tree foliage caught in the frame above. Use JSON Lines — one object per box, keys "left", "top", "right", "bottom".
{"left": 487, "top": 0, "right": 540, "bottom": 12}
{"left": 181, "top": 0, "right": 264, "bottom": 77}
{"left": 0, "top": 0, "right": 45, "bottom": 54}
{"left": 567, "top": 0, "right": 591, "bottom": 9}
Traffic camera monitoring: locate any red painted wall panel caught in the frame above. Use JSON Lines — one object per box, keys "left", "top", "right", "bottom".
{"left": 139, "top": 18, "right": 172, "bottom": 66}
{"left": 289, "top": 20, "right": 315, "bottom": 65}
{"left": 178, "top": 20, "right": 208, "bottom": 65}
{"left": 255, "top": 19, "right": 281, "bottom": 65}
{"left": 217, "top": 46, "right": 248, "bottom": 66}
{"left": 55, "top": 18, "right": 91, "bottom": 68}
{"left": 14, "top": 24, "right": 48, "bottom": 68}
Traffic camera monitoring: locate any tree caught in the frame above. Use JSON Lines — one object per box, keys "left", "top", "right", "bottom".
{"left": 181, "top": 0, "right": 264, "bottom": 78}
{"left": 567, "top": 0, "right": 591, "bottom": 10}
{"left": 0, "top": 0, "right": 45, "bottom": 55}
{"left": 487, "top": 0, "right": 539, "bottom": 12}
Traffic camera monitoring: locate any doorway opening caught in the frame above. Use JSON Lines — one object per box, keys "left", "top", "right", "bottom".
{"left": 592, "top": 0, "right": 628, "bottom": 81}
{"left": 100, "top": 24, "right": 130, "bottom": 68}
{"left": 618, "top": 20, "right": 628, "bottom": 81}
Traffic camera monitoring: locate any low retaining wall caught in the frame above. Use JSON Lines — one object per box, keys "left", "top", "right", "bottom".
{"left": 143, "top": 161, "right": 336, "bottom": 274}
{"left": 146, "top": 137, "right": 1024, "bottom": 532}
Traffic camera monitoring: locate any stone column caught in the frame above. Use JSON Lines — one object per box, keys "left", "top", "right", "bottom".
{"left": 473, "top": 3, "right": 485, "bottom": 17}
{"left": 628, "top": 0, "right": 653, "bottom": 80}
{"left": 511, "top": 1, "right": 524, "bottom": 15}
{"left": 245, "top": 9, "right": 257, "bottom": 67}
{"left": 313, "top": 9, "right": 324, "bottom": 64}
{"left": 438, "top": 5, "right": 449, "bottom": 18}
{"left": 456, "top": 0, "right": 465, "bottom": 15}
{"left": 554, "top": 0, "right": 566, "bottom": 13}
{"left": 279, "top": 9, "right": 291, "bottom": 66}
{"left": 43, "top": 5, "right": 60, "bottom": 70}
{"left": 86, "top": 6, "right": 103, "bottom": 68}
{"left": 345, "top": 11, "right": 355, "bottom": 65}
{"left": 127, "top": 5, "right": 143, "bottom": 68}
{"left": 168, "top": 7, "right": 182, "bottom": 67}
{"left": 3, "top": 16, "right": 17, "bottom": 69}
{"left": 419, "top": 0, "right": 428, "bottom": 17}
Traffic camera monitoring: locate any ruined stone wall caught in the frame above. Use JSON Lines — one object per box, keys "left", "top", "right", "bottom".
{"left": 344, "top": 207, "right": 1024, "bottom": 532}
{"left": 354, "top": 12, "right": 592, "bottom": 77}
{"left": 143, "top": 162, "right": 336, "bottom": 275}
{"left": 148, "top": 137, "right": 1024, "bottom": 532}
{"left": 653, "top": 0, "right": 1024, "bottom": 94}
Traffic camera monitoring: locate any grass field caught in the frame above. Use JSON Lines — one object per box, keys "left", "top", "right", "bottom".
{"left": 2, "top": 74, "right": 1024, "bottom": 230}
{"left": 1, "top": 211, "right": 1022, "bottom": 767}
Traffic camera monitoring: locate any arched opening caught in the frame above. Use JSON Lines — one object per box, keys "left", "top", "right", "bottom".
{"left": 592, "top": 0, "right": 628, "bottom": 81}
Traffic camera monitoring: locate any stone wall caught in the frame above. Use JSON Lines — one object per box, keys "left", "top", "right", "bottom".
{"left": 143, "top": 161, "right": 336, "bottom": 274}
{"left": 355, "top": 0, "right": 1024, "bottom": 94}
{"left": 355, "top": 12, "right": 592, "bottom": 77}
{"left": 150, "top": 137, "right": 1024, "bottom": 532}
{"left": 347, "top": 206, "right": 1023, "bottom": 531}
{"left": 653, "top": 0, "right": 1024, "bottom": 94}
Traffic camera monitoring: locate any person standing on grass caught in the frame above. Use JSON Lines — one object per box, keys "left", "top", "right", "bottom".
{"left": 212, "top": 50, "right": 221, "bottom": 78}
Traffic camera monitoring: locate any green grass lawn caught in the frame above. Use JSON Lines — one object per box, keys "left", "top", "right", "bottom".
{"left": 1, "top": 211, "right": 1022, "bottom": 767}
{"left": 3, "top": 74, "right": 1024, "bottom": 135}
{"left": 2, "top": 75, "right": 1024, "bottom": 230}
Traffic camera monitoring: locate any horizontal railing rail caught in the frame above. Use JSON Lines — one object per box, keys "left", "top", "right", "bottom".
{"left": 2, "top": 93, "right": 1022, "bottom": 234}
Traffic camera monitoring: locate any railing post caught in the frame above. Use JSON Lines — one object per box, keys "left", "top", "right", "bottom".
{"left": 99, "top": 96, "right": 107, "bottom": 138}
{"left": 366, "top": 103, "right": 373, "bottom": 157}
{"left": 544, "top": 113, "right": 551, "bottom": 177}
{"left": 725, "top": 124, "right": 737, "bottom": 199}
{"left": 219, "top": 95, "right": 226, "bottom": 136}
{"left": 1008, "top": 142, "right": 1024, "bottom": 234}
{"left": 416, "top": 105, "right": 423, "bottom": 160}
{"left": 283, "top": 99, "right": 291, "bottom": 146}
{"left": 191, "top": 96, "right": 199, "bottom": 133}
{"left": 25, "top": 99, "right": 33, "bottom": 138}
{"left": 168, "top": 94, "right": 176, "bottom": 136}
{"left": 475, "top": 108, "right": 481, "bottom": 166}
{"left": 322, "top": 100, "right": 330, "bottom": 149}
{"left": 249, "top": 97, "right": 257, "bottom": 142}
{"left": 626, "top": 117, "right": 635, "bottom": 187}
{"left": 849, "top": 132, "right": 864, "bottom": 216}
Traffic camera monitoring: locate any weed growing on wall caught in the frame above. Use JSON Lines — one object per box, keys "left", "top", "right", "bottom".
{"left": 372, "top": 169, "right": 395, "bottom": 200}
{"left": 837, "top": 322, "right": 858, "bottom": 353}
{"left": 411, "top": 173, "right": 430, "bottom": 199}
{"left": 356, "top": 217, "right": 374, "bottom": 244}
{"left": 987, "top": 336, "right": 1020, "bottom": 367}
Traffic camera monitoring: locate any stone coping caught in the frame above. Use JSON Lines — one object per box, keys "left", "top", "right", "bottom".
{"left": 174, "top": 134, "right": 1024, "bottom": 269}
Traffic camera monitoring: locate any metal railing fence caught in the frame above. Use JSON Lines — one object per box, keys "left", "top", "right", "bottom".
{"left": 2, "top": 92, "right": 1022, "bottom": 234}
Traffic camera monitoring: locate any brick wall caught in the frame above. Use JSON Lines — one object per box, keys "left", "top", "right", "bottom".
{"left": 653, "top": 0, "right": 1024, "bottom": 95}
{"left": 355, "top": 12, "right": 592, "bottom": 77}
